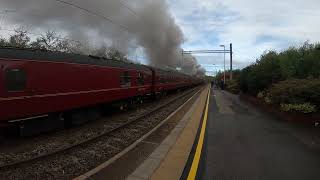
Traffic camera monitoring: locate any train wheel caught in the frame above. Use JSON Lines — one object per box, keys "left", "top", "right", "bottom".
{"left": 136, "top": 97, "right": 143, "bottom": 104}
{"left": 124, "top": 103, "right": 129, "bottom": 111}
{"left": 119, "top": 103, "right": 128, "bottom": 111}
{"left": 119, "top": 104, "right": 124, "bottom": 111}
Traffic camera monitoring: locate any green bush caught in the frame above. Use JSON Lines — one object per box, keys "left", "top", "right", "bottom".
{"left": 239, "top": 50, "right": 282, "bottom": 95}
{"left": 268, "top": 79, "right": 320, "bottom": 108}
{"left": 280, "top": 103, "right": 317, "bottom": 114}
{"left": 226, "top": 80, "right": 240, "bottom": 94}
{"left": 264, "top": 95, "right": 272, "bottom": 104}
{"left": 257, "top": 91, "right": 265, "bottom": 98}
{"left": 239, "top": 42, "right": 320, "bottom": 95}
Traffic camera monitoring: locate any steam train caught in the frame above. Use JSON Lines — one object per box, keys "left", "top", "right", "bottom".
{"left": 0, "top": 47, "right": 202, "bottom": 135}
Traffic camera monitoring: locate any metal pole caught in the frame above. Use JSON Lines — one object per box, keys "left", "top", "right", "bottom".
{"left": 223, "top": 46, "right": 226, "bottom": 82}
{"left": 230, "top": 43, "right": 233, "bottom": 80}
{"left": 181, "top": 50, "right": 184, "bottom": 69}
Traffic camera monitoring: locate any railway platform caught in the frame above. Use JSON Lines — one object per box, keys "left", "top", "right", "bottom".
{"left": 193, "top": 89, "right": 320, "bottom": 180}
{"left": 76, "top": 86, "right": 320, "bottom": 180}
{"left": 74, "top": 85, "right": 209, "bottom": 180}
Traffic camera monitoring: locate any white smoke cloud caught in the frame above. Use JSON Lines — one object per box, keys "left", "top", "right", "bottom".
{"left": 0, "top": 0, "right": 205, "bottom": 75}
{"left": 181, "top": 53, "right": 206, "bottom": 76}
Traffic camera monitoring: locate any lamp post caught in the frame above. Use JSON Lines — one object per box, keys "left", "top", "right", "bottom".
{"left": 220, "top": 45, "right": 226, "bottom": 82}
{"left": 181, "top": 49, "right": 184, "bottom": 69}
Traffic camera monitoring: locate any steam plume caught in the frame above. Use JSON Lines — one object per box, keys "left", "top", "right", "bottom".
{"left": 0, "top": 0, "right": 204, "bottom": 75}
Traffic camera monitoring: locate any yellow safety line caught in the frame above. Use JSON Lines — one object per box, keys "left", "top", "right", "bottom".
{"left": 187, "top": 86, "right": 211, "bottom": 180}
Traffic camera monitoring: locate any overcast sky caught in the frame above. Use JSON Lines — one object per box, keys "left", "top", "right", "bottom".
{"left": 168, "top": 0, "right": 320, "bottom": 75}
{"left": 1, "top": 0, "right": 320, "bottom": 75}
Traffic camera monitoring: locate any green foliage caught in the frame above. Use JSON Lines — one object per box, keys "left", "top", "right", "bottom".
{"left": 106, "top": 47, "right": 128, "bottom": 62}
{"left": 0, "top": 37, "right": 8, "bottom": 46}
{"left": 214, "top": 69, "right": 241, "bottom": 82}
{"left": 30, "top": 31, "right": 71, "bottom": 52}
{"left": 226, "top": 80, "right": 240, "bottom": 94}
{"left": 280, "top": 103, "right": 317, "bottom": 114}
{"left": 239, "top": 42, "right": 320, "bottom": 95}
{"left": 264, "top": 95, "right": 272, "bottom": 104}
{"left": 278, "top": 42, "right": 320, "bottom": 79}
{"left": 268, "top": 78, "right": 320, "bottom": 107}
{"left": 239, "top": 66, "right": 252, "bottom": 93}
{"left": 257, "top": 91, "right": 265, "bottom": 99}
{"left": 8, "top": 30, "right": 30, "bottom": 48}
{"left": 239, "top": 50, "right": 282, "bottom": 95}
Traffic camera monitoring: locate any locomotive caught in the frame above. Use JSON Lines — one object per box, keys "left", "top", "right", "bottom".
{"left": 0, "top": 47, "right": 202, "bottom": 135}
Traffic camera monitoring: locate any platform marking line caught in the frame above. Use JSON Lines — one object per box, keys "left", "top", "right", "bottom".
{"left": 187, "top": 87, "right": 210, "bottom": 180}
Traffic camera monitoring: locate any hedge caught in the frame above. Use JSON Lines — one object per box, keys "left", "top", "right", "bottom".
{"left": 268, "top": 78, "right": 320, "bottom": 109}
{"left": 239, "top": 42, "right": 320, "bottom": 96}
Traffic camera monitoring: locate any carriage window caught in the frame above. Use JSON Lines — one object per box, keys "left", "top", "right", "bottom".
{"left": 137, "top": 72, "right": 144, "bottom": 85}
{"left": 120, "top": 71, "right": 131, "bottom": 87}
{"left": 5, "top": 68, "right": 27, "bottom": 92}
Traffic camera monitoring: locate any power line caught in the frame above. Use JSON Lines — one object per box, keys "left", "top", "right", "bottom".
{"left": 118, "top": 0, "right": 139, "bottom": 18}
{"left": 54, "top": 0, "right": 131, "bottom": 33}
{"left": 71, "top": 0, "right": 140, "bottom": 18}
{"left": 182, "top": 50, "right": 231, "bottom": 54}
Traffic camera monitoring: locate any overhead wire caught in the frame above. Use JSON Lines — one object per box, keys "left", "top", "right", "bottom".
{"left": 54, "top": 0, "right": 131, "bottom": 33}
{"left": 53, "top": 0, "right": 143, "bottom": 57}
{"left": 118, "top": 0, "right": 140, "bottom": 18}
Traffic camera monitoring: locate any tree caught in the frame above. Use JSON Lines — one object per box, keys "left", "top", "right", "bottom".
{"left": 30, "top": 31, "right": 85, "bottom": 54}
{"left": 0, "top": 37, "right": 7, "bottom": 47}
{"left": 64, "top": 40, "right": 84, "bottom": 54}
{"left": 31, "top": 31, "right": 63, "bottom": 51}
{"left": 92, "top": 45, "right": 108, "bottom": 57}
{"left": 106, "top": 47, "right": 128, "bottom": 62}
{"left": 8, "top": 29, "right": 30, "bottom": 48}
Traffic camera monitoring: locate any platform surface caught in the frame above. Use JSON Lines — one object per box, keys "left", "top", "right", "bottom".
{"left": 197, "top": 89, "right": 320, "bottom": 180}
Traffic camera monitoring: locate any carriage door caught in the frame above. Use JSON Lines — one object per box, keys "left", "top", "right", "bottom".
{"left": 151, "top": 68, "right": 156, "bottom": 93}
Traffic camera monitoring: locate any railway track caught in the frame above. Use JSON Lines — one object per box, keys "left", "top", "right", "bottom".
{"left": 0, "top": 86, "right": 203, "bottom": 180}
